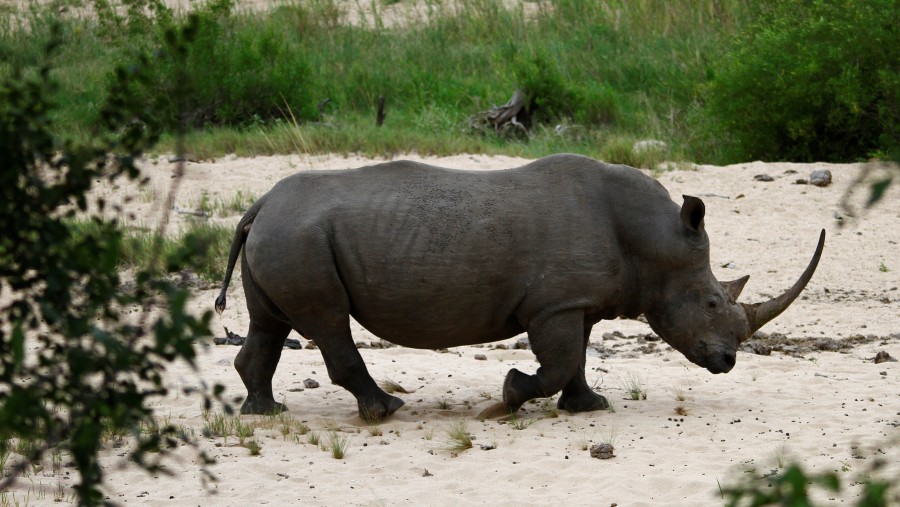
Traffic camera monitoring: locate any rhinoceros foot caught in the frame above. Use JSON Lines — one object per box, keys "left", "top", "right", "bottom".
{"left": 502, "top": 368, "right": 539, "bottom": 413}
{"left": 240, "top": 396, "right": 288, "bottom": 415}
{"left": 357, "top": 393, "right": 405, "bottom": 421}
{"left": 557, "top": 390, "right": 609, "bottom": 413}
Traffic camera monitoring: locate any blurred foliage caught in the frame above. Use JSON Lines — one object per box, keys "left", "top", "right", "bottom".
{"left": 723, "top": 460, "right": 894, "bottom": 507}
{"left": 0, "top": 16, "right": 225, "bottom": 505}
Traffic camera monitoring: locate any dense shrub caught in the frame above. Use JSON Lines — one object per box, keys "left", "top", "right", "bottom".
{"left": 128, "top": 1, "right": 316, "bottom": 128}
{"left": 695, "top": 0, "right": 900, "bottom": 163}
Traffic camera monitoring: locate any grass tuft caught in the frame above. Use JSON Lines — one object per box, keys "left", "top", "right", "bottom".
{"left": 622, "top": 373, "right": 648, "bottom": 401}
{"left": 327, "top": 431, "right": 348, "bottom": 459}
{"left": 444, "top": 420, "right": 473, "bottom": 452}
{"left": 379, "top": 379, "right": 412, "bottom": 394}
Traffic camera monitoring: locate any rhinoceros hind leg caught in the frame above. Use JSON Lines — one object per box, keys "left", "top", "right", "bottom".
{"left": 310, "top": 318, "right": 405, "bottom": 420}
{"left": 502, "top": 310, "right": 585, "bottom": 412}
{"left": 235, "top": 320, "right": 292, "bottom": 415}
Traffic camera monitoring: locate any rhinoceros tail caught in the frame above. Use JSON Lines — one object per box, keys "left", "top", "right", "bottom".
{"left": 215, "top": 198, "right": 265, "bottom": 314}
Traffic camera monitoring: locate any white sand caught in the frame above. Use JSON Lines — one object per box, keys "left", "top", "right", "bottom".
{"left": 7, "top": 154, "right": 899, "bottom": 505}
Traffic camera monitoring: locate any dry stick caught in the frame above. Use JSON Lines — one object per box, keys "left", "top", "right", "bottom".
{"left": 317, "top": 98, "right": 330, "bottom": 121}
{"left": 127, "top": 113, "right": 188, "bottom": 349}
{"left": 375, "top": 95, "right": 386, "bottom": 127}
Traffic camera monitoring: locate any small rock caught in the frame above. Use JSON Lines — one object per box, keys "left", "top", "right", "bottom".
{"left": 513, "top": 337, "right": 531, "bottom": 350}
{"left": 874, "top": 351, "right": 897, "bottom": 364}
{"left": 480, "top": 443, "right": 496, "bottom": 451}
{"left": 809, "top": 169, "right": 833, "bottom": 187}
{"left": 423, "top": 469, "right": 433, "bottom": 477}
{"left": 284, "top": 338, "right": 302, "bottom": 350}
{"left": 814, "top": 338, "right": 842, "bottom": 352}
{"left": 474, "top": 354, "right": 487, "bottom": 361}
{"left": 794, "top": 178, "right": 808, "bottom": 185}
{"left": 602, "top": 331, "right": 624, "bottom": 340}
{"left": 590, "top": 443, "right": 615, "bottom": 459}
{"left": 303, "top": 378, "right": 320, "bottom": 389}
{"left": 754, "top": 174, "right": 774, "bottom": 182}
{"left": 287, "top": 387, "right": 304, "bottom": 392}
{"left": 721, "top": 261, "right": 736, "bottom": 269}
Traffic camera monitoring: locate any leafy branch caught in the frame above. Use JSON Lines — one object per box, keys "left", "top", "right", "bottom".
{"left": 0, "top": 15, "right": 225, "bottom": 505}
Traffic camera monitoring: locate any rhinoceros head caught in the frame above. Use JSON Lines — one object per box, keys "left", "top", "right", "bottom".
{"left": 642, "top": 196, "right": 825, "bottom": 374}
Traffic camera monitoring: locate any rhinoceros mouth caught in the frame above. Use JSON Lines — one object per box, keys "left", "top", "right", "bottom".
{"left": 700, "top": 351, "right": 737, "bottom": 374}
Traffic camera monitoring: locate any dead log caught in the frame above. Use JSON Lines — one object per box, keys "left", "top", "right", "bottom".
{"left": 469, "top": 89, "right": 532, "bottom": 136}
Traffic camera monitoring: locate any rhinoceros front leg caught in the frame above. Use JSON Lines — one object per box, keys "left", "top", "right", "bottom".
{"left": 234, "top": 320, "right": 292, "bottom": 415}
{"left": 556, "top": 326, "right": 609, "bottom": 412}
{"left": 502, "top": 309, "right": 589, "bottom": 413}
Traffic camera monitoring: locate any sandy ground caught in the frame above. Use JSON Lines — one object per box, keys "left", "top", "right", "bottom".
{"left": 6, "top": 153, "right": 900, "bottom": 506}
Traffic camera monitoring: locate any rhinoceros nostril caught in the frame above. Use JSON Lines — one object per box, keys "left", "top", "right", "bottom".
{"left": 721, "top": 351, "right": 736, "bottom": 370}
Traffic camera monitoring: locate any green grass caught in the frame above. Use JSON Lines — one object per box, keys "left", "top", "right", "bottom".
{"left": 66, "top": 218, "right": 231, "bottom": 283}
{"left": 444, "top": 420, "right": 473, "bottom": 451}
{"left": 622, "top": 373, "right": 648, "bottom": 401}
{"left": 10, "top": 1, "right": 889, "bottom": 164}
{"left": 507, "top": 413, "right": 535, "bottom": 431}
{"left": 326, "top": 430, "right": 348, "bottom": 459}
{"left": 0, "top": 0, "right": 755, "bottom": 167}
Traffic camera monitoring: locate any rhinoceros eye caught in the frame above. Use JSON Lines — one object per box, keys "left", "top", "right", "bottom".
{"left": 707, "top": 299, "right": 718, "bottom": 310}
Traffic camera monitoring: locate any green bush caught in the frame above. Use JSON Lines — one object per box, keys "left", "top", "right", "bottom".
{"left": 695, "top": 0, "right": 900, "bottom": 163}
{"left": 127, "top": 1, "right": 316, "bottom": 129}
{"left": 1, "top": 0, "right": 751, "bottom": 158}
{"left": 0, "top": 21, "right": 223, "bottom": 505}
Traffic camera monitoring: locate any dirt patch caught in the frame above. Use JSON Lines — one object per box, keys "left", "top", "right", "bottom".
{"left": 741, "top": 331, "right": 900, "bottom": 357}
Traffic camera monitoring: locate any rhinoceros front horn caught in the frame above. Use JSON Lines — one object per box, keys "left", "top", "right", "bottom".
{"left": 742, "top": 230, "right": 826, "bottom": 338}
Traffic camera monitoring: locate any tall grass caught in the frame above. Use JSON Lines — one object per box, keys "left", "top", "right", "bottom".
{"left": 66, "top": 218, "right": 232, "bottom": 282}
{"left": 0, "top": 0, "right": 755, "bottom": 165}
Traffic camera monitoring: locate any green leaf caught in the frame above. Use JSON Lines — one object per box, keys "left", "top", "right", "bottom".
{"left": 867, "top": 177, "right": 893, "bottom": 207}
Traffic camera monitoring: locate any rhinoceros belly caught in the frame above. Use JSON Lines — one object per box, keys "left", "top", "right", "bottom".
{"left": 340, "top": 252, "right": 528, "bottom": 349}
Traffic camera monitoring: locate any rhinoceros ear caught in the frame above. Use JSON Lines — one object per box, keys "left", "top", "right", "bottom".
{"left": 680, "top": 195, "right": 705, "bottom": 233}
{"left": 720, "top": 275, "right": 750, "bottom": 302}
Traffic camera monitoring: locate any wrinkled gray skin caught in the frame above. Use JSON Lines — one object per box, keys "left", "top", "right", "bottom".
{"left": 216, "top": 154, "right": 825, "bottom": 418}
